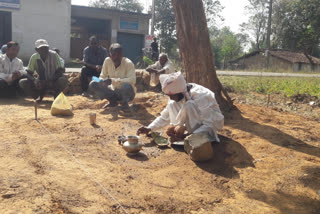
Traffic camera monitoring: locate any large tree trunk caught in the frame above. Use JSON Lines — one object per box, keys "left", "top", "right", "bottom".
{"left": 171, "top": 0, "right": 233, "bottom": 111}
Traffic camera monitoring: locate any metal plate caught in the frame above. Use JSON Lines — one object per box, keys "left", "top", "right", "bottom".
{"left": 171, "top": 141, "right": 185, "bottom": 146}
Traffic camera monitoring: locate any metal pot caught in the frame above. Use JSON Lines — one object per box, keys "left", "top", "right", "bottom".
{"left": 122, "top": 135, "right": 143, "bottom": 154}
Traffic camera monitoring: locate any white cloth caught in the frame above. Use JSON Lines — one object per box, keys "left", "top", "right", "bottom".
{"left": 0, "top": 54, "right": 25, "bottom": 84}
{"left": 100, "top": 57, "right": 136, "bottom": 89}
{"left": 147, "top": 83, "right": 224, "bottom": 142}
{"left": 159, "top": 71, "right": 187, "bottom": 95}
{"left": 148, "top": 59, "right": 175, "bottom": 86}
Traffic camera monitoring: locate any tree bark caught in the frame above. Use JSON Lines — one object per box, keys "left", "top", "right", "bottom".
{"left": 171, "top": 0, "right": 233, "bottom": 111}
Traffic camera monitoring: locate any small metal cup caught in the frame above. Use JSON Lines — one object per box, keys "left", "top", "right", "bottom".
{"left": 89, "top": 113, "right": 96, "bottom": 125}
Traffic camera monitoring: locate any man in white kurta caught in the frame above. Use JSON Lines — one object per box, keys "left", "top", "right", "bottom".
{"left": 0, "top": 41, "right": 26, "bottom": 98}
{"left": 89, "top": 43, "right": 136, "bottom": 108}
{"left": 146, "top": 53, "right": 175, "bottom": 87}
{"left": 137, "top": 72, "right": 224, "bottom": 142}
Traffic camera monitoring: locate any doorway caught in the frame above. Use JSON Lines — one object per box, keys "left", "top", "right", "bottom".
{"left": 0, "top": 11, "right": 12, "bottom": 46}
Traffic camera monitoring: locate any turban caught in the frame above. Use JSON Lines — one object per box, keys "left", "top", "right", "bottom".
{"left": 159, "top": 72, "right": 187, "bottom": 95}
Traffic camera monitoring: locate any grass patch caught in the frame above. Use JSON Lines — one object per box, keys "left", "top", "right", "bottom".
{"left": 219, "top": 76, "right": 320, "bottom": 98}
{"left": 219, "top": 69, "right": 320, "bottom": 74}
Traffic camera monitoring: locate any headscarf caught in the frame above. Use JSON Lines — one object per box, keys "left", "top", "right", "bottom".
{"left": 159, "top": 71, "right": 191, "bottom": 100}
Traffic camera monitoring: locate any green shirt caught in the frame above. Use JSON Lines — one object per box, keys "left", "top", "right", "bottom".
{"left": 28, "top": 50, "right": 62, "bottom": 80}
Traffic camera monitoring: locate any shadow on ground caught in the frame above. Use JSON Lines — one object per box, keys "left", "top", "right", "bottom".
{"left": 196, "top": 135, "right": 255, "bottom": 179}
{"left": 100, "top": 104, "right": 156, "bottom": 126}
{"left": 225, "top": 107, "right": 320, "bottom": 158}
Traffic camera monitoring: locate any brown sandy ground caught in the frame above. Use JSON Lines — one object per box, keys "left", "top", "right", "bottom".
{"left": 0, "top": 92, "right": 319, "bottom": 214}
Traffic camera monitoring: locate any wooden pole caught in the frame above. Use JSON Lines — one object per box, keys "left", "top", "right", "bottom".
{"left": 151, "top": 0, "right": 155, "bottom": 35}
{"left": 34, "top": 101, "right": 38, "bottom": 120}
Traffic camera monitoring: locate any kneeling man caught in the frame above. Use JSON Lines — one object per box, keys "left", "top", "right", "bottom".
{"left": 19, "top": 39, "right": 68, "bottom": 101}
{"left": 137, "top": 72, "right": 224, "bottom": 142}
{"left": 89, "top": 43, "right": 136, "bottom": 108}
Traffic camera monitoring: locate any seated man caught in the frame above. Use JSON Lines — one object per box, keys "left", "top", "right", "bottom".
{"left": 19, "top": 39, "right": 68, "bottom": 101}
{"left": 89, "top": 43, "right": 136, "bottom": 108}
{"left": 81, "top": 36, "right": 108, "bottom": 96}
{"left": 0, "top": 41, "right": 26, "bottom": 98}
{"left": 137, "top": 72, "right": 224, "bottom": 143}
{"left": 146, "top": 53, "right": 174, "bottom": 87}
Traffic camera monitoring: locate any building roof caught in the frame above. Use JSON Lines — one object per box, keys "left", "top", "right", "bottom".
{"left": 269, "top": 50, "right": 320, "bottom": 64}
{"left": 71, "top": 5, "right": 151, "bottom": 18}
{"left": 230, "top": 50, "right": 320, "bottom": 65}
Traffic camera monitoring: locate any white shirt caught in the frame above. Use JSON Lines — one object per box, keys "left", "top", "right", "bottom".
{"left": 100, "top": 57, "right": 136, "bottom": 89}
{"left": 148, "top": 60, "right": 175, "bottom": 86}
{"left": 147, "top": 83, "right": 224, "bottom": 142}
{"left": 0, "top": 54, "right": 25, "bottom": 84}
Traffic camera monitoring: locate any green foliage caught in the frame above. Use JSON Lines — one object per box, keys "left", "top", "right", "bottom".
{"left": 220, "top": 76, "right": 320, "bottom": 98}
{"left": 89, "top": 0, "right": 144, "bottom": 13}
{"left": 142, "top": 56, "right": 153, "bottom": 66}
{"left": 210, "top": 27, "right": 245, "bottom": 69}
{"left": 154, "top": 0, "right": 224, "bottom": 57}
{"left": 272, "top": 0, "right": 320, "bottom": 56}
{"left": 154, "top": 0, "right": 177, "bottom": 56}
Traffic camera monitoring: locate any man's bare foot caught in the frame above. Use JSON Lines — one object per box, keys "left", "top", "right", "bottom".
{"left": 36, "top": 95, "right": 44, "bottom": 103}
{"left": 82, "top": 92, "right": 90, "bottom": 97}
{"left": 103, "top": 102, "right": 118, "bottom": 109}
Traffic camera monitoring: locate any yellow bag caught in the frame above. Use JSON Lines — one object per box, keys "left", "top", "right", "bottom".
{"left": 51, "top": 93, "right": 73, "bottom": 116}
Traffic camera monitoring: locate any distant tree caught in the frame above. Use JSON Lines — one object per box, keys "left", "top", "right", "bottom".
{"left": 203, "top": 0, "right": 224, "bottom": 27}
{"left": 210, "top": 27, "right": 246, "bottom": 69}
{"left": 154, "top": 0, "right": 177, "bottom": 56}
{"left": 240, "top": 0, "right": 269, "bottom": 50}
{"left": 89, "top": 0, "right": 144, "bottom": 13}
{"left": 154, "top": 0, "right": 224, "bottom": 57}
{"left": 272, "top": 0, "right": 320, "bottom": 57}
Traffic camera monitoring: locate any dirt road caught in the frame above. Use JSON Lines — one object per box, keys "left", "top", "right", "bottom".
{"left": 0, "top": 92, "right": 319, "bottom": 213}
{"left": 66, "top": 68, "right": 320, "bottom": 78}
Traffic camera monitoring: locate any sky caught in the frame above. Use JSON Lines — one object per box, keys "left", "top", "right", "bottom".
{"left": 71, "top": 0, "right": 249, "bottom": 33}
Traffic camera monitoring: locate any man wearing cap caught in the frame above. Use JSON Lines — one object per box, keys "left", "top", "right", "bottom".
{"left": 137, "top": 72, "right": 224, "bottom": 143}
{"left": 19, "top": 39, "right": 68, "bottom": 101}
{"left": 88, "top": 43, "right": 136, "bottom": 109}
{"left": 81, "top": 36, "right": 108, "bottom": 97}
{"left": 0, "top": 41, "right": 26, "bottom": 98}
{"left": 146, "top": 53, "right": 175, "bottom": 87}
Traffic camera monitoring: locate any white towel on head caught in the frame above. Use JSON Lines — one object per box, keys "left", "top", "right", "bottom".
{"left": 159, "top": 71, "right": 187, "bottom": 95}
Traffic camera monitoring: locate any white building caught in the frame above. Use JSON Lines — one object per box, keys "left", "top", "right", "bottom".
{"left": 0, "top": 1, "right": 151, "bottom": 64}
{"left": 0, "top": 0, "right": 71, "bottom": 61}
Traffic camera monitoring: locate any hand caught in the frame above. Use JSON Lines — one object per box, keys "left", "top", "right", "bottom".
{"left": 137, "top": 126, "right": 151, "bottom": 136}
{"left": 166, "top": 125, "right": 175, "bottom": 137}
{"left": 146, "top": 68, "right": 157, "bottom": 73}
{"left": 12, "top": 71, "right": 21, "bottom": 81}
{"left": 96, "top": 65, "right": 102, "bottom": 72}
{"left": 174, "top": 125, "right": 186, "bottom": 138}
{"left": 104, "top": 78, "right": 112, "bottom": 85}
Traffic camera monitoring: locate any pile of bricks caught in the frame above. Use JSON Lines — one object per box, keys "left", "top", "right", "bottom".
{"left": 63, "top": 72, "right": 82, "bottom": 95}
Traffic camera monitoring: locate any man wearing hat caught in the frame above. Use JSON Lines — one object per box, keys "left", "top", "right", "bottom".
{"left": 137, "top": 72, "right": 224, "bottom": 143}
{"left": 19, "top": 39, "right": 68, "bottom": 101}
